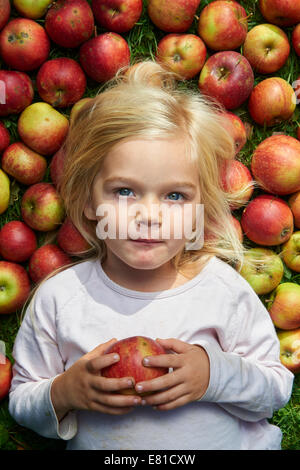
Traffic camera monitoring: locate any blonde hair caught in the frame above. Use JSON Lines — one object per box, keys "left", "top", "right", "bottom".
{"left": 21, "top": 59, "right": 260, "bottom": 321}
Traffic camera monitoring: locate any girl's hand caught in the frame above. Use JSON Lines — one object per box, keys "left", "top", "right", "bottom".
{"left": 135, "top": 338, "right": 210, "bottom": 411}
{"left": 51, "top": 338, "right": 143, "bottom": 420}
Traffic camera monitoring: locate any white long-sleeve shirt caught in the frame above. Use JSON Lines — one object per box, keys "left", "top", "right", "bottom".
{"left": 9, "top": 255, "right": 294, "bottom": 450}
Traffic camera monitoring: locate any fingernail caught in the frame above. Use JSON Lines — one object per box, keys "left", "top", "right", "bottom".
{"left": 141, "top": 399, "right": 146, "bottom": 405}
{"left": 133, "top": 398, "right": 140, "bottom": 405}
{"left": 113, "top": 354, "right": 119, "bottom": 361}
{"left": 136, "top": 384, "right": 143, "bottom": 391}
{"left": 143, "top": 357, "right": 149, "bottom": 365}
{"left": 127, "top": 379, "right": 133, "bottom": 387}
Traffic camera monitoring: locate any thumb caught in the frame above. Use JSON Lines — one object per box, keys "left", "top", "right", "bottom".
{"left": 155, "top": 337, "right": 191, "bottom": 354}
{"left": 86, "top": 338, "right": 118, "bottom": 360}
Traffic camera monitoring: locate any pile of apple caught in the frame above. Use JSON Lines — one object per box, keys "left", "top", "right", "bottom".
{"left": 0, "top": 0, "right": 300, "bottom": 402}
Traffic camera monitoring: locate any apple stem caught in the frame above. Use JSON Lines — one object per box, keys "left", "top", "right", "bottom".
{"left": 194, "top": 14, "right": 199, "bottom": 20}
{"left": 94, "top": 26, "right": 97, "bottom": 38}
{"left": 239, "top": 12, "right": 253, "bottom": 23}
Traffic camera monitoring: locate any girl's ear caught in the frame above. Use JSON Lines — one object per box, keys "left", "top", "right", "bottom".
{"left": 84, "top": 198, "right": 97, "bottom": 221}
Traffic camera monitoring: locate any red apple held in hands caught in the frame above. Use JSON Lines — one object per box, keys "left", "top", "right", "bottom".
{"left": 267, "top": 283, "right": 300, "bottom": 330}
{"left": 18, "top": 102, "right": 69, "bottom": 156}
{"left": 21, "top": 182, "right": 65, "bottom": 232}
{"left": 0, "top": 71, "right": 34, "bottom": 117}
{"left": 277, "top": 328, "right": 300, "bottom": 374}
{"left": 198, "top": 51, "right": 254, "bottom": 110}
{"left": 241, "top": 194, "right": 294, "bottom": 246}
{"left": 45, "top": 0, "right": 94, "bottom": 48}
{"left": 197, "top": 1, "right": 248, "bottom": 51}
{"left": 13, "top": 0, "right": 53, "bottom": 19}
{"left": 288, "top": 191, "right": 300, "bottom": 229}
{"left": 248, "top": 77, "right": 296, "bottom": 127}
{"left": 50, "top": 146, "right": 66, "bottom": 187}
{"left": 0, "top": 261, "right": 31, "bottom": 314}
{"left": 259, "top": 0, "right": 300, "bottom": 27}
{"left": 0, "top": 353, "right": 12, "bottom": 401}
{"left": 2, "top": 142, "right": 47, "bottom": 185}
{"left": 147, "top": 0, "right": 200, "bottom": 33}
{"left": 0, "top": 122, "right": 10, "bottom": 154}
{"left": 220, "top": 112, "right": 247, "bottom": 155}
{"left": 239, "top": 247, "right": 284, "bottom": 295}
{"left": 57, "top": 218, "right": 91, "bottom": 255}
{"left": 281, "top": 231, "right": 300, "bottom": 273}
{"left": 36, "top": 58, "right": 87, "bottom": 108}
{"left": 155, "top": 34, "right": 207, "bottom": 80}
{"left": 219, "top": 159, "right": 254, "bottom": 210}
{"left": 243, "top": 24, "right": 290, "bottom": 74}
{"left": 92, "top": 0, "right": 143, "bottom": 33}
{"left": 292, "top": 24, "right": 300, "bottom": 56}
{"left": 79, "top": 32, "right": 130, "bottom": 82}
{"left": 0, "top": 18, "right": 50, "bottom": 71}
{"left": 0, "top": 0, "right": 10, "bottom": 31}
{"left": 28, "top": 244, "right": 72, "bottom": 283}
{"left": 0, "top": 220, "right": 37, "bottom": 262}
{"left": 251, "top": 135, "right": 300, "bottom": 196}
{"left": 101, "top": 336, "right": 169, "bottom": 396}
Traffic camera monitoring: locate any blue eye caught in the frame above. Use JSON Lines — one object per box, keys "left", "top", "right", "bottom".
{"left": 167, "top": 192, "right": 184, "bottom": 201}
{"left": 115, "top": 188, "right": 133, "bottom": 197}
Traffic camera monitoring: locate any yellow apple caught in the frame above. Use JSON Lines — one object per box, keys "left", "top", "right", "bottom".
{"left": 277, "top": 328, "right": 300, "bottom": 374}
{"left": 0, "top": 169, "right": 10, "bottom": 214}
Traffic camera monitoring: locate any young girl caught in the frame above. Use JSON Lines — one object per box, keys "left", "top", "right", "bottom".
{"left": 9, "top": 60, "right": 294, "bottom": 450}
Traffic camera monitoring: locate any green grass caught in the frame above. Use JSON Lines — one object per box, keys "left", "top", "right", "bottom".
{"left": 0, "top": 0, "right": 300, "bottom": 450}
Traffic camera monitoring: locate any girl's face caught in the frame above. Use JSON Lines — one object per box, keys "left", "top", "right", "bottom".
{"left": 84, "top": 137, "right": 201, "bottom": 271}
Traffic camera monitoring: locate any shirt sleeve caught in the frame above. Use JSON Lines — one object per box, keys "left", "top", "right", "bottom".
{"left": 196, "top": 279, "right": 295, "bottom": 422}
{"left": 8, "top": 283, "right": 77, "bottom": 440}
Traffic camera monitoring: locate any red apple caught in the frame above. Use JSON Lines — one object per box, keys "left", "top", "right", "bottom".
{"left": 2, "top": 142, "right": 47, "bottom": 185}
{"left": 248, "top": 77, "right": 296, "bottom": 127}
{"left": 292, "top": 24, "right": 300, "bottom": 56}
{"left": 198, "top": 51, "right": 254, "bottom": 110}
{"left": 45, "top": 0, "right": 94, "bottom": 48}
{"left": 18, "top": 102, "right": 69, "bottom": 156}
{"left": 0, "top": 220, "right": 37, "bottom": 262}
{"left": 13, "top": 0, "right": 53, "bottom": 19}
{"left": 0, "top": 122, "right": 10, "bottom": 154}
{"left": 0, "top": 70, "right": 34, "bottom": 117}
{"left": 267, "top": 283, "right": 300, "bottom": 330}
{"left": 0, "top": 0, "right": 10, "bottom": 31}
{"left": 219, "top": 158, "right": 254, "bottom": 210}
{"left": 239, "top": 247, "right": 284, "bottom": 295}
{"left": 79, "top": 32, "right": 130, "bottom": 82}
{"left": 0, "top": 261, "right": 31, "bottom": 314}
{"left": 281, "top": 231, "right": 300, "bottom": 273}
{"left": 92, "top": 0, "right": 142, "bottom": 33}
{"left": 21, "top": 182, "right": 65, "bottom": 232}
{"left": 288, "top": 191, "right": 300, "bottom": 229}
{"left": 197, "top": 1, "right": 248, "bottom": 51}
{"left": 243, "top": 24, "right": 290, "bottom": 74}
{"left": 241, "top": 194, "right": 294, "bottom": 246}
{"left": 0, "top": 18, "right": 50, "bottom": 71}
{"left": 231, "top": 215, "right": 243, "bottom": 242}
{"left": 259, "top": 0, "right": 300, "bottom": 27}
{"left": 28, "top": 244, "right": 72, "bottom": 283}
{"left": 101, "top": 336, "right": 169, "bottom": 396}
{"left": 277, "top": 328, "right": 300, "bottom": 374}
{"left": 50, "top": 146, "right": 66, "bottom": 187}
{"left": 0, "top": 354, "right": 12, "bottom": 401}
{"left": 220, "top": 112, "right": 247, "bottom": 155}
{"left": 57, "top": 218, "right": 91, "bottom": 255}
{"left": 36, "top": 57, "right": 87, "bottom": 108}
{"left": 147, "top": 0, "right": 201, "bottom": 33}
{"left": 155, "top": 34, "right": 207, "bottom": 80}
{"left": 251, "top": 135, "right": 300, "bottom": 196}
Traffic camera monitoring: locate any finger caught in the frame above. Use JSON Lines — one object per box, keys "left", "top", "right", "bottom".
{"left": 135, "top": 368, "right": 182, "bottom": 395}
{"left": 91, "top": 376, "right": 136, "bottom": 393}
{"left": 142, "top": 383, "right": 187, "bottom": 407}
{"left": 142, "top": 352, "right": 182, "bottom": 369}
{"left": 92, "top": 390, "right": 142, "bottom": 408}
{"left": 155, "top": 338, "right": 192, "bottom": 354}
{"left": 90, "top": 401, "right": 135, "bottom": 415}
{"left": 85, "top": 338, "right": 119, "bottom": 361}
{"left": 152, "top": 393, "right": 191, "bottom": 411}
{"left": 86, "top": 351, "right": 120, "bottom": 374}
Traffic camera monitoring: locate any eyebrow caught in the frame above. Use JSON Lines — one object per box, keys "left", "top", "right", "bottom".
{"left": 103, "top": 176, "right": 197, "bottom": 190}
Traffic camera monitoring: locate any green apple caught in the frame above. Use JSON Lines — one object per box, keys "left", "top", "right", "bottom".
{"left": 240, "top": 247, "right": 284, "bottom": 295}
{"left": 13, "top": 0, "right": 53, "bottom": 19}
{"left": 282, "top": 231, "right": 300, "bottom": 272}
{"left": 0, "top": 169, "right": 10, "bottom": 215}
{"left": 18, "top": 102, "right": 69, "bottom": 156}
{"left": 277, "top": 328, "right": 300, "bottom": 374}
{"left": 267, "top": 282, "right": 300, "bottom": 330}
